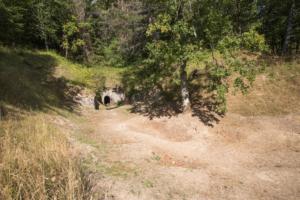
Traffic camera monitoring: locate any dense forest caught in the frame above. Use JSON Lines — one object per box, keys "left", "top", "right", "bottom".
{"left": 1, "top": 0, "right": 299, "bottom": 57}
{"left": 1, "top": 0, "right": 299, "bottom": 113}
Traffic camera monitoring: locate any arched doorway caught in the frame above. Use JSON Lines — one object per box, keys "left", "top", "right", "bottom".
{"left": 104, "top": 96, "right": 111, "bottom": 105}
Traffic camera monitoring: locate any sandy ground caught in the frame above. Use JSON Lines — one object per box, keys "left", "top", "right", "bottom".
{"left": 69, "top": 103, "right": 300, "bottom": 200}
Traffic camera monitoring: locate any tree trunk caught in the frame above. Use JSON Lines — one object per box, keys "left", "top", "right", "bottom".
{"left": 0, "top": 104, "right": 5, "bottom": 120}
{"left": 180, "top": 59, "right": 191, "bottom": 113}
{"left": 82, "top": 31, "right": 92, "bottom": 63}
{"left": 65, "top": 47, "right": 68, "bottom": 58}
{"left": 282, "top": 1, "right": 295, "bottom": 55}
{"left": 72, "top": 0, "right": 93, "bottom": 63}
{"left": 235, "top": 0, "right": 242, "bottom": 35}
{"left": 44, "top": 35, "right": 49, "bottom": 51}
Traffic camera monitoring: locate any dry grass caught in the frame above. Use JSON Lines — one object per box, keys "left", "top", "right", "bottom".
{"left": 228, "top": 58, "right": 300, "bottom": 116}
{"left": 0, "top": 114, "right": 91, "bottom": 200}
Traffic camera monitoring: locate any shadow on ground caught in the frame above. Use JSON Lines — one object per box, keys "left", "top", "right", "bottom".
{"left": 128, "top": 93, "right": 221, "bottom": 126}
{"left": 190, "top": 94, "right": 221, "bottom": 127}
{"left": 130, "top": 95, "right": 182, "bottom": 120}
{"left": 0, "top": 48, "right": 82, "bottom": 115}
{"left": 124, "top": 80, "right": 222, "bottom": 126}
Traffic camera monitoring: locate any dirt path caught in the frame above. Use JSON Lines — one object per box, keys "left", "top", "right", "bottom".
{"left": 71, "top": 104, "right": 300, "bottom": 200}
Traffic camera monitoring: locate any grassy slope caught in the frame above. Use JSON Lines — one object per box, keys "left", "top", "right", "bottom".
{"left": 49, "top": 51, "right": 126, "bottom": 89}
{"left": 227, "top": 57, "right": 300, "bottom": 116}
{"left": 0, "top": 115, "right": 88, "bottom": 199}
{"left": 0, "top": 46, "right": 128, "bottom": 199}
{"left": 0, "top": 46, "right": 124, "bottom": 111}
{"left": 187, "top": 50, "right": 300, "bottom": 116}
{"left": 0, "top": 47, "right": 95, "bottom": 199}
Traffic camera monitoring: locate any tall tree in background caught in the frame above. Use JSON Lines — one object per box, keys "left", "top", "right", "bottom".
{"left": 0, "top": 0, "right": 71, "bottom": 49}
{"left": 88, "top": 0, "right": 149, "bottom": 64}
{"left": 72, "top": 0, "right": 93, "bottom": 63}
{"left": 230, "top": 0, "right": 258, "bottom": 34}
{"left": 35, "top": 0, "right": 51, "bottom": 50}
{"left": 0, "top": 0, "right": 28, "bottom": 45}
{"left": 260, "top": 0, "right": 299, "bottom": 54}
{"left": 282, "top": 0, "right": 295, "bottom": 54}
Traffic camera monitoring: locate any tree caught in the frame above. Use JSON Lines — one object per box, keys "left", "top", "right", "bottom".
{"left": 35, "top": 0, "right": 52, "bottom": 50}
{"left": 0, "top": 0, "right": 72, "bottom": 50}
{"left": 230, "top": 0, "right": 258, "bottom": 35}
{"left": 123, "top": 0, "right": 268, "bottom": 114}
{"left": 62, "top": 17, "right": 85, "bottom": 59}
{"left": 282, "top": 0, "right": 295, "bottom": 54}
{"left": 260, "top": 0, "right": 299, "bottom": 54}
{"left": 144, "top": 0, "right": 196, "bottom": 112}
{"left": 72, "top": 0, "right": 93, "bottom": 63}
{"left": 0, "top": 0, "right": 28, "bottom": 45}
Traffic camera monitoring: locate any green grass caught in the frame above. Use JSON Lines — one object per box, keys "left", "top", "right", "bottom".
{"left": 47, "top": 51, "right": 126, "bottom": 89}
{"left": 143, "top": 179, "right": 154, "bottom": 188}
{"left": 187, "top": 50, "right": 212, "bottom": 73}
{"left": 0, "top": 46, "right": 60, "bottom": 110}
{"left": 101, "top": 162, "right": 136, "bottom": 178}
{"left": 0, "top": 46, "right": 127, "bottom": 113}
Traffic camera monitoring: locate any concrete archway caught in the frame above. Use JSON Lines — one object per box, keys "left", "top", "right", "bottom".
{"left": 101, "top": 87, "right": 125, "bottom": 106}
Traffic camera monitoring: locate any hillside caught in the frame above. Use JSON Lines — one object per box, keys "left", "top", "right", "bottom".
{"left": 228, "top": 57, "right": 300, "bottom": 115}
{"left": 0, "top": 46, "right": 299, "bottom": 199}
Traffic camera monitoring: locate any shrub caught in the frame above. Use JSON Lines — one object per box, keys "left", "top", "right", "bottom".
{"left": 241, "top": 29, "right": 269, "bottom": 52}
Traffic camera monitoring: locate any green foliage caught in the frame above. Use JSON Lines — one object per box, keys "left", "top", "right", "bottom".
{"left": 62, "top": 17, "right": 89, "bottom": 60}
{"left": 102, "top": 39, "right": 125, "bottom": 67}
{"left": 0, "top": 0, "right": 71, "bottom": 48}
{"left": 207, "top": 32, "right": 265, "bottom": 112}
{"left": 241, "top": 29, "right": 269, "bottom": 52}
{"left": 48, "top": 50, "right": 124, "bottom": 88}
{"left": 0, "top": 0, "right": 25, "bottom": 43}
{"left": 217, "top": 29, "right": 269, "bottom": 53}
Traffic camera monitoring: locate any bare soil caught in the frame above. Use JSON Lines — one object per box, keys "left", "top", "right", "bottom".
{"left": 70, "top": 103, "right": 300, "bottom": 200}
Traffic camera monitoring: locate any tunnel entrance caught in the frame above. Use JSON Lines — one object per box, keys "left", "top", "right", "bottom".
{"left": 104, "top": 96, "right": 111, "bottom": 105}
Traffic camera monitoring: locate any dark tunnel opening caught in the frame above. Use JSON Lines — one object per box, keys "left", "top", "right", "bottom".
{"left": 104, "top": 96, "right": 111, "bottom": 105}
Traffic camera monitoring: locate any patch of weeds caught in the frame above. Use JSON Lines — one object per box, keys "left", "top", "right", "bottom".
{"left": 117, "top": 101, "right": 124, "bottom": 107}
{"left": 74, "top": 132, "right": 104, "bottom": 150}
{"left": 151, "top": 154, "right": 161, "bottom": 162}
{"left": 130, "top": 189, "right": 141, "bottom": 196}
{"left": 143, "top": 179, "right": 154, "bottom": 188}
{"left": 268, "top": 72, "right": 274, "bottom": 79}
{"left": 95, "top": 162, "right": 138, "bottom": 178}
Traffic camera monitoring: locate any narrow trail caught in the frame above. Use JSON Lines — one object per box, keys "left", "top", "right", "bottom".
{"left": 71, "top": 104, "right": 300, "bottom": 200}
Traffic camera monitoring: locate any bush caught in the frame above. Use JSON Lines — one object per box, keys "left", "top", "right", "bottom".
{"left": 241, "top": 29, "right": 269, "bottom": 52}
{"left": 217, "top": 29, "right": 269, "bottom": 53}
